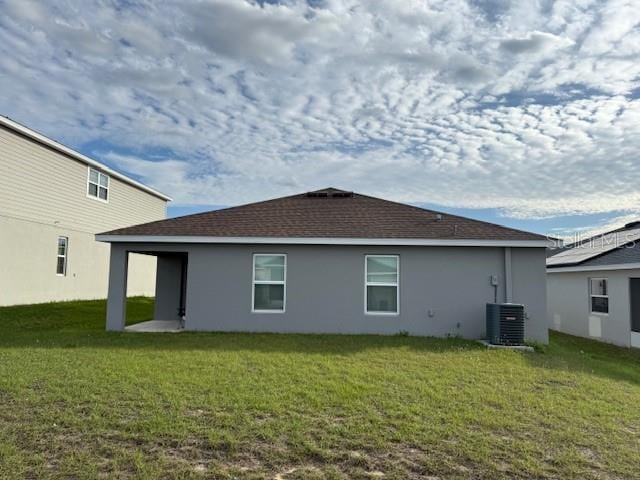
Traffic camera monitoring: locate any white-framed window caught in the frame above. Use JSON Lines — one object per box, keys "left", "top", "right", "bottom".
{"left": 87, "top": 167, "right": 109, "bottom": 201}
{"left": 365, "top": 255, "right": 399, "bottom": 315}
{"left": 590, "top": 278, "right": 609, "bottom": 314}
{"left": 252, "top": 254, "right": 286, "bottom": 312}
{"left": 56, "top": 236, "right": 68, "bottom": 276}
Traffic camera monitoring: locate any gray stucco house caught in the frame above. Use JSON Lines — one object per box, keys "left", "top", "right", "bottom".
{"left": 547, "top": 221, "right": 640, "bottom": 348}
{"left": 97, "top": 188, "right": 550, "bottom": 342}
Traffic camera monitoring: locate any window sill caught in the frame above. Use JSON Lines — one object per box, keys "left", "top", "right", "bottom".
{"left": 365, "top": 311, "right": 400, "bottom": 316}
{"left": 86, "top": 193, "right": 109, "bottom": 204}
{"left": 252, "top": 310, "right": 285, "bottom": 314}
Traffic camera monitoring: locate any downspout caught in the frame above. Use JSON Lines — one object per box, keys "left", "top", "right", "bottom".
{"left": 504, "top": 247, "right": 513, "bottom": 303}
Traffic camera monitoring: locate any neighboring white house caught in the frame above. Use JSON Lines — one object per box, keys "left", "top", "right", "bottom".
{"left": 0, "top": 116, "right": 171, "bottom": 306}
{"left": 547, "top": 222, "right": 640, "bottom": 348}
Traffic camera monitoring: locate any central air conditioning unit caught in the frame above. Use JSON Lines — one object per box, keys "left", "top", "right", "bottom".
{"left": 486, "top": 303, "right": 525, "bottom": 345}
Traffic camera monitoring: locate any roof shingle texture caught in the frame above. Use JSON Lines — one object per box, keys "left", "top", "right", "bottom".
{"left": 101, "top": 188, "right": 547, "bottom": 241}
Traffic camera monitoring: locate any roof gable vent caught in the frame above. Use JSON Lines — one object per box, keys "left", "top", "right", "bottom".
{"left": 305, "top": 189, "right": 353, "bottom": 198}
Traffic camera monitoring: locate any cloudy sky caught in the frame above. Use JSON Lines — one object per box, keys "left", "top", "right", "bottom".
{"left": 1, "top": 0, "right": 639, "bottom": 238}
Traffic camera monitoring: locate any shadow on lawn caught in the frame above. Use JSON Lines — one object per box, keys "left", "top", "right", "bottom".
{"left": 522, "top": 330, "right": 640, "bottom": 387}
{"left": 0, "top": 298, "right": 486, "bottom": 354}
{"left": 0, "top": 326, "right": 486, "bottom": 355}
{"left": 4, "top": 328, "right": 640, "bottom": 386}
{"left": 2, "top": 300, "right": 639, "bottom": 386}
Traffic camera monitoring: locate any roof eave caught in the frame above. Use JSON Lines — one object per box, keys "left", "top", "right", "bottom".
{"left": 95, "top": 234, "right": 551, "bottom": 247}
{"left": 547, "top": 262, "right": 640, "bottom": 273}
{"left": 0, "top": 116, "right": 172, "bottom": 202}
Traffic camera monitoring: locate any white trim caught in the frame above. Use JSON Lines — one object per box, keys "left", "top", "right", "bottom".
{"left": 251, "top": 253, "right": 287, "bottom": 313}
{"left": 589, "top": 277, "right": 609, "bottom": 315}
{"left": 631, "top": 331, "right": 640, "bottom": 348}
{"left": 96, "top": 234, "right": 550, "bottom": 247}
{"left": 56, "top": 236, "right": 68, "bottom": 276}
{"left": 86, "top": 167, "right": 110, "bottom": 203}
{"left": 0, "top": 115, "right": 172, "bottom": 201}
{"left": 547, "top": 262, "right": 640, "bottom": 273}
{"left": 365, "top": 254, "right": 400, "bottom": 315}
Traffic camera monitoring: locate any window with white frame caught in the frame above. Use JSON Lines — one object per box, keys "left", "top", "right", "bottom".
{"left": 365, "top": 255, "right": 399, "bottom": 314}
{"left": 590, "top": 278, "right": 609, "bottom": 314}
{"left": 87, "top": 167, "right": 109, "bottom": 201}
{"left": 56, "top": 237, "right": 68, "bottom": 276}
{"left": 252, "top": 254, "right": 286, "bottom": 312}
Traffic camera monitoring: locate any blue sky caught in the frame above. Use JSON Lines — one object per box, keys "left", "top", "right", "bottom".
{"left": 1, "top": 0, "right": 640, "bottom": 239}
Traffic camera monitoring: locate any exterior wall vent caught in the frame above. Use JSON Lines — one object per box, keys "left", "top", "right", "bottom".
{"left": 331, "top": 191, "right": 353, "bottom": 198}
{"left": 486, "top": 303, "right": 525, "bottom": 345}
{"left": 306, "top": 190, "right": 353, "bottom": 198}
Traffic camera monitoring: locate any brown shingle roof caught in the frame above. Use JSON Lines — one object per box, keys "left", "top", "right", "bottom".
{"left": 100, "top": 188, "right": 547, "bottom": 241}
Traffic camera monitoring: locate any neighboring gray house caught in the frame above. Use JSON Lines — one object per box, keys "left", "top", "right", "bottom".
{"left": 547, "top": 221, "right": 640, "bottom": 348}
{"left": 0, "top": 116, "right": 171, "bottom": 306}
{"left": 97, "top": 188, "right": 550, "bottom": 342}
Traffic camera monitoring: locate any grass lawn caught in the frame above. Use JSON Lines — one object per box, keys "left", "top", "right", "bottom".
{"left": 0, "top": 299, "right": 639, "bottom": 479}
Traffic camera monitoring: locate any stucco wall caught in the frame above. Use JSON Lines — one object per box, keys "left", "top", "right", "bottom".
{"left": 0, "top": 216, "right": 156, "bottom": 306}
{"left": 128, "top": 243, "right": 548, "bottom": 342}
{"left": 512, "top": 247, "right": 548, "bottom": 343}
{"left": 154, "top": 255, "right": 183, "bottom": 321}
{"left": 547, "top": 269, "right": 639, "bottom": 347}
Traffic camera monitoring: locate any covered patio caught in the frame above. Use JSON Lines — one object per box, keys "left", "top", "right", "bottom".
{"left": 105, "top": 244, "right": 188, "bottom": 331}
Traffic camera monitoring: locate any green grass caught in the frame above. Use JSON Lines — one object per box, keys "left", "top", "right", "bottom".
{"left": 0, "top": 298, "right": 639, "bottom": 479}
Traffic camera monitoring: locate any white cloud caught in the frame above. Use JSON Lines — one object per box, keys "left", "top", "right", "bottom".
{"left": 499, "top": 31, "right": 573, "bottom": 55}
{"left": 549, "top": 212, "right": 640, "bottom": 243}
{"left": 1, "top": 0, "right": 639, "bottom": 220}
{"left": 179, "top": 0, "right": 340, "bottom": 64}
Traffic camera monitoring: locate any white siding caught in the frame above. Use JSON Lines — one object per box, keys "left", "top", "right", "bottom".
{"left": 0, "top": 126, "right": 166, "bottom": 232}
{"left": 0, "top": 125, "right": 167, "bottom": 305}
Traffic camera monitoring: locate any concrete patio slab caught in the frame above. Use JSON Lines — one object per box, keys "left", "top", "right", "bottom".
{"left": 477, "top": 340, "right": 534, "bottom": 352}
{"left": 125, "top": 320, "right": 183, "bottom": 333}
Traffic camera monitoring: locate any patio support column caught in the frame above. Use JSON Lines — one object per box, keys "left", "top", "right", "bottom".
{"left": 106, "top": 245, "right": 129, "bottom": 331}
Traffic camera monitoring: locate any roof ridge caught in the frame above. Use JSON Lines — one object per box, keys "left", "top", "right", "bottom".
{"left": 149, "top": 190, "right": 306, "bottom": 222}
{"left": 113, "top": 187, "right": 352, "bottom": 232}
{"left": 148, "top": 187, "right": 353, "bottom": 225}
{"left": 99, "top": 188, "right": 548, "bottom": 242}
{"left": 354, "top": 192, "right": 548, "bottom": 240}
